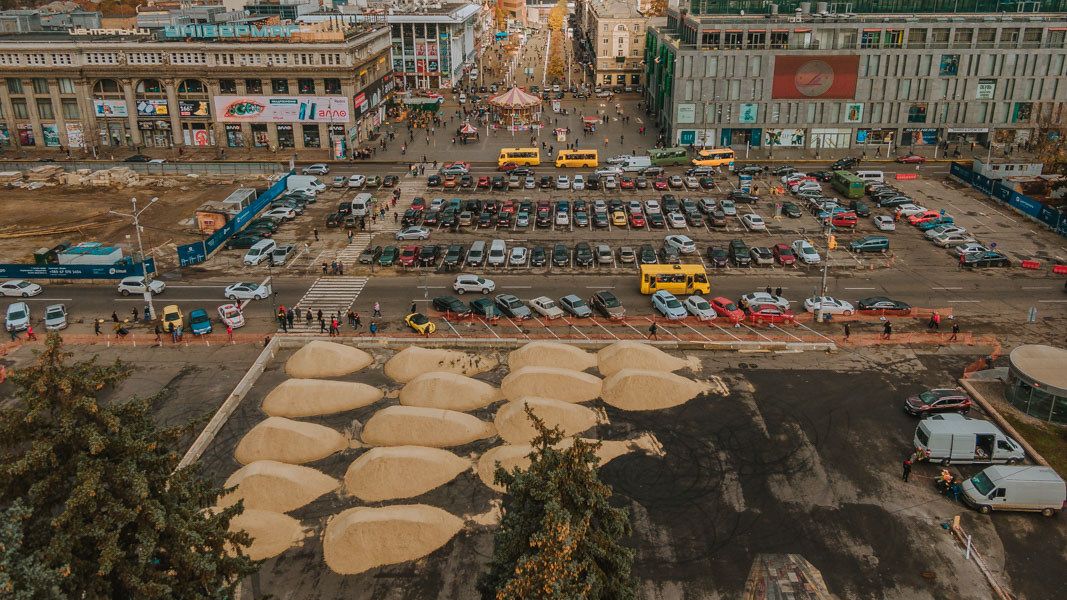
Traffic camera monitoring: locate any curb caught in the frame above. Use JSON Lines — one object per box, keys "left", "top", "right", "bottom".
{"left": 958, "top": 378, "right": 1051, "bottom": 468}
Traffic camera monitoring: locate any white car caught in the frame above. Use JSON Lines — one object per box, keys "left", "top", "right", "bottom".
{"left": 925, "top": 225, "right": 966, "bottom": 240}
{"left": 683, "top": 176, "right": 700, "bottom": 189}
{"left": 791, "top": 239, "right": 821, "bottom": 264}
{"left": 720, "top": 200, "right": 737, "bottom": 216}
{"left": 572, "top": 175, "right": 585, "bottom": 190}
{"left": 593, "top": 199, "right": 607, "bottom": 212}
{"left": 651, "top": 290, "right": 688, "bottom": 320}
{"left": 955, "top": 242, "right": 988, "bottom": 256}
{"left": 594, "top": 166, "right": 623, "bottom": 177}
{"left": 217, "top": 303, "right": 245, "bottom": 328}
{"left": 224, "top": 281, "right": 271, "bottom": 301}
{"left": 667, "top": 212, "right": 687, "bottom": 228}
{"left": 509, "top": 246, "right": 529, "bottom": 266}
{"left": 645, "top": 200, "right": 661, "bottom": 214}
{"left": 933, "top": 232, "right": 977, "bottom": 248}
{"left": 453, "top": 274, "right": 495, "bottom": 294}
{"left": 262, "top": 207, "right": 296, "bottom": 221}
{"left": 527, "top": 296, "right": 565, "bottom": 319}
{"left": 664, "top": 234, "right": 696, "bottom": 254}
{"left": 117, "top": 276, "right": 165, "bottom": 296}
{"left": 396, "top": 226, "right": 431, "bottom": 240}
{"left": 556, "top": 175, "right": 570, "bottom": 189}
{"left": 874, "top": 215, "right": 896, "bottom": 231}
{"left": 5, "top": 301, "right": 29, "bottom": 332}
{"left": 43, "top": 303, "right": 68, "bottom": 330}
{"left": 302, "top": 163, "right": 329, "bottom": 175}
{"left": 347, "top": 174, "right": 366, "bottom": 188}
{"left": 524, "top": 176, "right": 536, "bottom": 189}
{"left": 683, "top": 295, "right": 716, "bottom": 321}
{"left": 627, "top": 200, "right": 643, "bottom": 214}
{"left": 739, "top": 291, "right": 790, "bottom": 311}
{"left": 555, "top": 211, "right": 570, "bottom": 226}
{"left": 603, "top": 176, "right": 618, "bottom": 190}
{"left": 741, "top": 213, "right": 767, "bottom": 231}
{"left": 895, "top": 204, "right": 928, "bottom": 218}
{"left": 803, "top": 296, "right": 855, "bottom": 315}
{"left": 332, "top": 175, "right": 346, "bottom": 188}
{"left": 0, "top": 279, "right": 42, "bottom": 297}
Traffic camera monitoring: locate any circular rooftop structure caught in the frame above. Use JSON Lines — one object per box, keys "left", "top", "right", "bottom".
{"left": 1006, "top": 345, "right": 1067, "bottom": 424}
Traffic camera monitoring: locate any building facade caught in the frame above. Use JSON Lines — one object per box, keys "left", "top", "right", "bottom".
{"left": 0, "top": 24, "right": 392, "bottom": 153}
{"left": 577, "top": 0, "right": 646, "bottom": 88}
{"left": 645, "top": 2, "right": 1067, "bottom": 151}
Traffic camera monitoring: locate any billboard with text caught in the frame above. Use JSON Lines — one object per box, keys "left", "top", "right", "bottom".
{"left": 213, "top": 96, "right": 349, "bottom": 123}
{"left": 772, "top": 56, "right": 859, "bottom": 99}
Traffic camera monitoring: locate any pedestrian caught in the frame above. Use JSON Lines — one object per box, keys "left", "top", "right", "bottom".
{"left": 410, "top": 301, "right": 417, "bottom": 315}
{"left": 8, "top": 327, "right": 17, "bottom": 341}
{"left": 317, "top": 309, "right": 323, "bottom": 322}
{"left": 322, "top": 262, "right": 328, "bottom": 275}
{"left": 775, "top": 287, "right": 782, "bottom": 298}
{"left": 94, "top": 319, "right": 102, "bottom": 335}
{"left": 932, "top": 311, "right": 941, "bottom": 331}
{"left": 306, "top": 309, "right": 313, "bottom": 325}
{"left": 169, "top": 322, "right": 177, "bottom": 343}
{"left": 154, "top": 323, "right": 163, "bottom": 345}
{"left": 313, "top": 228, "right": 319, "bottom": 241}
{"left": 949, "top": 321, "right": 960, "bottom": 342}
{"left": 112, "top": 311, "right": 119, "bottom": 323}
{"left": 369, "top": 321, "right": 378, "bottom": 336}
{"left": 278, "top": 314, "right": 288, "bottom": 333}
{"left": 26, "top": 325, "right": 36, "bottom": 341}
{"left": 373, "top": 301, "right": 382, "bottom": 317}
{"left": 354, "top": 311, "right": 362, "bottom": 329}
{"left": 765, "top": 286, "right": 772, "bottom": 296}
{"left": 843, "top": 322, "right": 850, "bottom": 341}
{"left": 338, "top": 262, "right": 344, "bottom": 275}
{"left": 648, "top": 321, "right": 658, "bottom": 340}
{"left": 882, "top": 321, "right": 892, "bottom": 340}
{"left": 902, "top": 457, "right": 912, "bottom": 482}
{"left": 286, "top": 308, "right": 295, "bottom": 329}
{"left": 347, "top": 230, "right": 354, "bottom": 244}
{"left": 319, "top": 317, "right": 326, "bottom": 333}
{"left": 226, "top": 323, "right": 234, "bottom": 342}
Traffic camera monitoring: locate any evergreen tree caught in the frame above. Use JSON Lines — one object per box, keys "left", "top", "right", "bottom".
{"left": 0, "top": 501, "right": 63, "bottom": 600}
{"left": 0, "top": 334, "right": 258, "bottom": 599}
{"left": 478, "top": 410, "right": 636, "bottom": 599}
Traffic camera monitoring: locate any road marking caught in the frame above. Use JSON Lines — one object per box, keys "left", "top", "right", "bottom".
{"left": 1037, "top": 299, "right": 1067, "bottom": 303}
{"left": 590, "top": 317, "right": 619, "bottom": 340}
{"left": 441, "top": 317, "right": 464, "bottom": 338}
{"left": 117, "top": 298, "right": 222, "bottom": 302}
{"left": 21, "top": 297, "right": 74, "bottom": 301}
{"left": 418, "top": 285, "right": 447, "bottom": 289}
{"left": 947, "top": 300, "right": 981, "bottom": 303}
{"left": 1022, "top": 286, "right": 1053, "bottom": 290}
{"left": 476, "top": 316, "right": 501, "bottom": 338}
{"left": 931, "top": 286, "right": 964, "bottom": 290}
{"left": 844, "top": 287, "right": 876, "bottom": 290}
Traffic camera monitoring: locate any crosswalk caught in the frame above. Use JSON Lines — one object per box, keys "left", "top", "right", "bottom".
{"left": 287, "top": 276, "right": 369, "bottom": 332}
{"left": 335, "top": 233, "right": 374, "bottom": 263}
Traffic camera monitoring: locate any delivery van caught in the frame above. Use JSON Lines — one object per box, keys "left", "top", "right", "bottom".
{"left": 286, "top": 175, "right": 326, "bottom": 194}
{"left": 487, "top": 239, "right": 507, "bottom": 267}
{"left": 914, "top": 414, "right": 1025, "bottom": 465}
{"left": 243, "top": 239, "right": 276, "bottom": 266}
{"left": 351, "top": 193, "right": 373, "bottom": 217}
{"left": 855, "top": 170, "right": 884, "bottom": 184}
{"left": 962, "top": 465, "right": 1066, "bottom": 517}
{"left": 619, "top": 156, "right": 652, "bottom": 172}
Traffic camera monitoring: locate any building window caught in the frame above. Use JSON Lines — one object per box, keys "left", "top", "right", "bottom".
{"left": 61, "top": 99, "right": 79, "bottom": 119}
{"left": 36, "top": 99, "right": 54, "bottom": 120}
{"left": 298, "top": 78, "right": 315, "bottom": 94}
{"left": 860, "top": 31, "right": 881, "bottom": 49}
{"left": 907, "top": 103, "right": 928, "bottom": 123}
{"left": 219, "top": 79, "right": 237, "bottom": 94}
{"left": 245, "top": 79, "right": 263, "bottom": 94}
{"left": 177, "top": 80, "right": 206, "bottom": 94}
{"left": 885, "top": 30, "right": 903, "bottom": 48}
{"left": 770, "top": 31, "right": 788, "bottom": 49}
{"left": 32, "top": 78, "right": 48, "bottom": 95}
{"left": 58, "top": 78, "right": 75, "bottom": 94}
{"left": 324, "top": 78, "right": 341, "bottom": 94}
{"left": 701, "top": 31, "right": 720, "bottom": 48}
{"left": 7, "top": 78, "right": 22, "bottom": 94}
{"left": 11, "top": 99, "right": 28, "bottom": 119}
{"left": 272, "top": 79, "right": 289, "bottom": 94}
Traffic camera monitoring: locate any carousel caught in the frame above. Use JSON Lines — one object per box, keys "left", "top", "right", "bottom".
{"left": 457, "top": 122, "right": 479, "bottom": 144}
{"left": 488, "top": 86, "right": 542, "bottom": 131}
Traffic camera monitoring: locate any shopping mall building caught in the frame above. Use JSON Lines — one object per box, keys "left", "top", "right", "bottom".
{"left": 0, "top": 22, "right": 392, "bottom": 153}
{"left": 644, "top": 1, "right": 1067, "bottom": 152}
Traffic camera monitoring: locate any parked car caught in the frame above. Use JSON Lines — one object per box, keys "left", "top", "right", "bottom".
{"left": 651, "top": 290, "right": 687, "bottom": 320}
{"left": 745, "top": 303, "right": 796, "bottom": 324}
{"left": 849, "top": 235, "right": 890, "bottom": 253}
{"left": 559, "top": 294, "right": 593, "bottom": 318}
{"left": 749, "top": 246, "right": 774, "bottom": 265}
{"left": 528, "top": 296, "right": 565, "bottom": 319}
{"left": 710, "top": 297, "right": 744, "bottom": 322}
{"left": 664, "top": 234, "right": 696, "bottom": 254}
{"left": 469, "top": 297, "right": 501, "bottom": 319}
{"left": 739, "top": 291, "right": 790, "bottom": 311}
{"left": 217, "top": 304, "right": 245, "bottom": 328}
{"left": 224, "top": 281, "right": 271, "bottom": 300}
{"left": 857, "top": 297, "right": 912, "bottom": 314}
{"left": 117, "top": 276, "right": 165, "bottom": 296}
{"left": 803, "top": 296, "right": 855, "bottom": 315}
{"left": 904, "top": 388, "right": 974, "bottom": 417}
{"left": 683, "top": 295, "right": 716, "bottom": 321}
{"left": 0, "top": 279, "right": 42, "bottom": 297}
{"left": 43, "top": 303, "right": 68, "bottom": 330}
{"left": 495, "top": 294, "right": 532, "bottom": 319}
{"left": 706, "top": 246, "right": 729, "bottom": 268}
{"left": 772, "top": 243, "right": 796, "bottom": 266}
{"left": 590, "top": 290, "right": 625, "bottom": 319}
{"left": 741, "top": 213, "right": 767, "bottom": 231}
{"left": 396, "top": 226, "right": 431, "bottom": 240}
{"left": 791, "top": 239, "right": 821, "bottom": 264}
{"left": 896, "top": 154, "right": 927, "bottom": 164}
{"left": 874, "top": 215, "right": 896, "bottom": 231}
{"left": 378, "top": 246, "right": 399, "bottom": 266}
{"left": 729, "top": 239, "right": 751, "bottom": 267}
{"left": 188, "top": 308, "right": 213, "bottom": 335}
{"left": 432, "top": 295, "right": 472, "bottom": 316}
{"left": 961, "top": 251, "right": 1011, "bottom": 268}
{"left": 5, "top": 301, "right": 29, "bottom": 332}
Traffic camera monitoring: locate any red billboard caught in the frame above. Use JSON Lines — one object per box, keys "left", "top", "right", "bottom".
{"left": 772, "top": 56, "right": 859, "bottom": 99}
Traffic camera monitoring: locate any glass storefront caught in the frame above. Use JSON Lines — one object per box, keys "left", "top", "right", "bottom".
{"left": 302, "top": 123, "right": 321, "bottom": 148}
{"left": 225, "top": 124, "right": 244, "bottom": 148}
{"left": 277, "top": 124, "right": 294, "bottom": 148}
{"left": 251, "top": 124, "right": 269, "bottom": 147}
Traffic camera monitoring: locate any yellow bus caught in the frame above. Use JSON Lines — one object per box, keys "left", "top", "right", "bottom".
{"left": 554, "top": 149, "right": 599, "bottom": 168}
{"left": 498, "top": 147, "right": 541, "bottom": 166}
{"left": 639, "top": 264, "right": 710, "bottom": 295}
{"left": 691, "top": 148, "right": 736, "bottom": 169}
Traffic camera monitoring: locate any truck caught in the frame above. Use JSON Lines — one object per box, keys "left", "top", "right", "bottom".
{"left": 961, "top": 465, "right": 1066, "bottom": 517}
{"left": 913, "top": 414, "right": 1025, "bottom": 466}
{"left": 286, "top": 175, "right": 326, "bottom": 194}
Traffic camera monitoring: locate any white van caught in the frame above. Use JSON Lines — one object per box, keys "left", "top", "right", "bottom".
{"left": 962, "top": 465, "right": 1066, "bottom": 517}
{"left": 243, "top": 239, "right": 277, "bottom": 266}
{"left": 913, "top": 414, "right": 1025, "bottom": 465}
{"left": 855, "top": 170, "right": 884, "bottom": 184}
{"left": 466, "top": 240, "right": 486, "bottom": 267}
{"left": 487, "top": 239, "right": 507, "bottom": 267}
{"left": 619, "top": 156, "right": 652, "bottom": 172}
{"left": 286, "top": 175, "right": 326, "bottom": 194}
{"left": 351, "top": 193, "right": 373, "bottom": 217}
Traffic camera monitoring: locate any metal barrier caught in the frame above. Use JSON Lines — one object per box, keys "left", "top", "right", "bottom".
{"left": 0, "top": 160, "right": 285, "bottom": 175}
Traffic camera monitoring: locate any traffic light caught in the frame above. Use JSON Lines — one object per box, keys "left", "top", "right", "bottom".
{"left": 828, "top": 235, "right": 837, "bottom": 251}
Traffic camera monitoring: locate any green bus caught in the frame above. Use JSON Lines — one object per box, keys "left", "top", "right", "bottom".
{"left": 831, "top": 171, "right": 865, "bottom": 199}
{"left": 648, "top": 147, "right": 690, "bottom": 166}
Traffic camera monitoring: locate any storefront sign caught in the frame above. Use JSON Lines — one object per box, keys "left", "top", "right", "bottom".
{"left": 137, "top": 99, "right": 169, "bottom": 117}
{"left": 947, "top": 127, "right": 989, "bottom": 133}
{"left": 676, "top": 103, "right": 696, "bottom": 124}
{"left": 843, "top": 103, "right": 863, "bottom": 123}
{"left": 772, "top": 56, "right": 859, "bottom": 99}
{"left": 904, "top": 128, "right": 938, "bottom": 145}
{"left": 764, "top": 128, "right": 806, "bottom": 147}
{"left": 68, "top": 27, "right": 150, "bottom": 36}
{"left": 976, "top": 79, "right": 996, "bottom": 100}
{"left": 162, "top": 24, "right": 299, "bottom": 39}
{"left": 676, "top": 129, "right": 714, "bottom": 146}
{"left": 353, "top": 93, "right": 367, "bottom": 112}
{"left": 17, "top": 124, "right": 34, "bottom": 146}
{"left": 94, "top": 99, "right": 129, "bottom": 118}
{"left": 213, "top": 96, "right": 349, "bottom": 123}
{"left": 738, "top": 103, "right": 758, "bottom": 124}
{"left": 179, "top": 100, "right": 210, "bottom": 117}
{"left": 856, "top": 128, "right": 896, "bottom": 144}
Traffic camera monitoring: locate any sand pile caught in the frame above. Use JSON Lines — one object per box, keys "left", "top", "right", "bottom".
{"left": 601, "top": 369, "right": 710, "bottom": 411}
{"left": 361, "top": 406, "right": 496, "bottom": 448}
{"left": 228, "top": 509, "right": 306, "bottom": 560}
{"left": 384, "top": 347, "right": 498, "bottom": 383}
{"left": 596, "top": 341, "right": 699, "bottom": 376}
{"left": 506, "top": 341, "right": 597, "bottom": 372}
{"left": 398, "top": 372, "right": 502, "bottom": 412}
{"left": 494, "top": 397, "right": 601, "bottom": 445}
{"left": 286, "top": 341, "right": 374, "bottom": 379}
{"left": 592, "top": 433, "right": 666, "bottom": 463}
{"left": 323, "top": 505, "right": 464, "bottom": 575}
{"left": 220, "top": 460, "right": 339, "bottom": 513}
{"left": 500, "top": 367, "right": 602, "bottom": 403}
{"left": 343, "top": 446, "right": 470, "bottom": 502}
{"left": 262, "top": 379, "right": 383, "bottom": 417}
{"left": 234, "top": 417, "right": 348, "bottom": 465}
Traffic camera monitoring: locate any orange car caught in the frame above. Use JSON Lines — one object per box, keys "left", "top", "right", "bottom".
{"left": 442, "top": 174, "right": 458, "bottom": 188}
{"left": 907, "top": 210, "right": 942, "bottom": 225}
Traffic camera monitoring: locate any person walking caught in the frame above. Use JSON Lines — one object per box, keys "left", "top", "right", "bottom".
{"left": 353, "top": 311, "right": 362, "bottom": 329}
{"left": 278, "top": 313, "right": 288, "bottom": 333}
{"left": 775, "top": 287, "right": 782, "bottom": 298}
{"left": 843, "top": 322, "right": 850, "bottom": 341}
{"left": 369, "top": 321, "right": 378, "bottom": 336}
{"left": 154, "top": 323, "right": 163, "bottom": 346}
{"left": 373, "top": 301, "right": 382, "bottom": 317}
{"left": 286, "top": 308, "right": 295, "bottom": 329}
{"left": 169, "top": 322, "right": 177, "bottom": 343}
{"left": 8, "top": 327, "right": 17, "bottom": 342}
{"left": 226, "top": 323, "right": 234, "bottom": 343}
{"left": 94, "top": 319, "right": 102, "bottom": 336}
{"left": 410, "top": 301, "right": 417, "bottom": 315}
{"left": 322, "top": 262, "right": 328, "bottom": 275}
{"left": 949, "top": 321, "right": 960, "bottom": 342}
{"left": 112, "top": 311, "right": 119, "bottom": 323}
{"left": 313, "top": 228, "right": 319, "bottom": 241}
{"left": 319, "top": 317, "right": 327, "bottom": 334}
{"left": 306, "top": 309, "right": 313, "bottom": 325}
{"left": 882, "top": 321, "right": 892, "bottom": 340}
{"left": 932, "top": 311, "right": 941, "bottom": 331}
{"left": 25, "top": 325, "right": 37, "bottom": 341}
{"left": 902, "top": 457, "right": 912, "bottom": 482}
{"left": 648, "top": 321, "right": 658, "bottom": 340}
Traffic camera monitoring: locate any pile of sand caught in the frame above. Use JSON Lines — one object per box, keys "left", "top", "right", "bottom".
{"left": 361, "top": 406, "right": 496, "bottom": 448}
{"left": 228, "top": 509, "right": 306, "bottom": 560}
{"left": 286, "top": 341, "right": 374, "bottom": 379}
{"left": 384, "top": 347, "right": 498, "bottom": 383}
{"left": 220, "top": 460, "right": 339, "bottom": 513}
{"left": 398, "top": 372, "right": 502, "bottom": 412}
{"left": 323, "top": 505, "right": 464, "bottom": 575}
{"left": 506, "top": 341, "right": 597, "bottom": 372}
{"left": 234, "top": 417, "right": 348, "bottom": 465}
{"left": 500, "top": 367, "right": 602, "bottom": 403}
{"left": 262, "top": 379, "right": 383, "bottom": 418}
{"left": 600, "top": 369, "right": 710, "bottom": 411}
{"left": 343, "top": 446, "right": 470, "bottom": 502}
{"left": 596, "top": 341, "right": 699, "bottom": 376}
{"left": 494, "top": 397, "right": 601, "bottom": 445}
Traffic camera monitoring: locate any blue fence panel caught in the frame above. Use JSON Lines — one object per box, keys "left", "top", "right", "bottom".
{"left": 0, "top": 258, "right": 154, "bottom": 280}
{"left": 1006, "top": 190, "right": 1045, "bottom": 219}
{"left": 949, "top": 162, "right": 973, "bottom": 183}
{"left": 177, "top": 174, "right": 291, "bottom": 265}
{"left": 177, "top": 241, "right": 207, "bottom": 267}
{"left": 990, "top": 181, "right": 1013, "bottom": 204}
{"left": 971, "top": 172, "right": 994, "bottom": 195}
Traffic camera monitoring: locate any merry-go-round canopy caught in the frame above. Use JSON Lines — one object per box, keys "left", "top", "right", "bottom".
{"left": 488, "top": 86, "right": 541, "bottom": 108}
{"left": 459, "top": 122, "right": 478, "bottom": 134}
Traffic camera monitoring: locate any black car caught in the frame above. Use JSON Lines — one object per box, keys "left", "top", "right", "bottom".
{"left": 530, "top": 245, "right": 547, "bottom": 267}
{"left": 422, "top": 210, "right": 440, "bottom": 226}
{"left": 123, "top": 154, "right": 150, "bottom": 163}
{"left": 729, "top": 239, "right": 751, "bottom": 266}
{"left": 849, "top": 199, "right": 871, "bottom": 217}
{"left": 440, "top": 209, "right": 458, "bottom": 228}
{"left": 325, "top": 212, "right": 343, "bottom": 227}
{"left": 830, "top": 157, "right": 860, "bottom": 170}
{"left": 770, "top": 165, "right": 796, "bottom": 176}
{"left": 535, "top": 211, "right": 553, "bottom": 227}
{"left": 638, "top": 244, "right": 657, "bottom": 264}
{"left": 593, "top": 211, "right": 610, "bottom": 228}
{"left": 575, "top": 242, "right": 594, "bottom": 266}
{"left": 735, "top": 165, "right": 764, "bottom": 176}
{"left": 645, "top": 212, "right": 664, "bottom": 229}
{"left": 877, "top": 196, "right": 914, "bottom": 208}
{"left": 496, "top": 212, "right": 512, "bottom": 227}
{"left": 857, "top": 296, "right": 912, "bottom": 314}
{"left": 699, "top": 177, "right": 715, "bottom": 189}
{"left": 552, "top": 243, "right": 570, "bottom": 267}
{"left": 478, "top": 212, "right": 494, "bottom": 227}
{"left": 539, "top": 175, "right": 553, "bottom": 189}
{"left": 442, "top": 244, "right": 464, "bottom": 269}
{"left": 585, "top": 174, "right": 601, "bottom": 190}
{"left": 427, "top": 175, "right": 441, "bottom": 187}
{"left": 401, "top": 209, "right": 423, "bottom": 227}
{"left": 225, "top": 234, "right": 263, "bottom": 249}
{"left": 904, "top": 388, "right": 974, "bottom": 417}
{"left": 469, "top": 297, "right": 501, "bottom": 319}
{"left": 418, "top": 245, "right": 440, "bottom": 266}
{"left": 432, "top": 295, "right": 471, "bottom": 316}
{"left": 660, "top": 245, "right": 680, "bottom": 264}
{"left": 962, "top": 251, "right": 1011, "bottom": 268}
{"left": 661, "top": 194, "right": 679, "bottom": 212}
{"left": 511, "top": 167, "right": 535, "bottom": 177}
{"left": 358, "top": 245, "right": 383, "bottom": 264}
{"left": 729, "top": 190, "right": 759, "bottom": 204}
{"left": 590, "top": 291, "right": 626, "bottom": 319}
{"left": 706, "top": 246, "right": 729, "bottom": 267}
{"left": 459, "top": 175, "right": 474, "bottom": 188}
{"left": 492, "top": 176, "right": 507, "bottom": 190}
{"left": 781, "top": 201, "right": 803, "bottom": 218}
{"left": 808, "top": 170, "right": 835, "bottom": 182}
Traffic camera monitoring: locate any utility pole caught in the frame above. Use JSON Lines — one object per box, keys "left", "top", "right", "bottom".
{"left": 109, "top": 197, "right": 159, "bottom": 320}
{"left": 816, "top": 221, "right": 831, "bottom": 323}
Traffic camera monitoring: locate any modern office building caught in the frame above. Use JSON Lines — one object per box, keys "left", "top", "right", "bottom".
{"left": 574, "top": 0, "right": 647, "bottom": 87}
{"left": 0, "top": 22, "right": 392, "bottom": 153}
{"left": 644, "top": 1, "right": 1067, "bottom": 151}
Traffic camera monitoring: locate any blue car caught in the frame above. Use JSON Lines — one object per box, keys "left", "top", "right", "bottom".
{"left": 917, "top": 216, "right": 955, "bottom": 231}
{"left": 188, "top": 308, "right": 213, "bottom": 335}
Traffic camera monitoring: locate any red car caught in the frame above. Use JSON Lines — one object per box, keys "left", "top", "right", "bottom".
{"left": 907, "top": 210, "right": 941, "bottom": 225}
{"left": 620, "top": 176, "right": 635, "bottom": 190}
{"left": 772, "top": 243, "right": 796, "bottom": 266}
{"left": 398, "top": 245, "right": 419, "bottom": 267}
{"left": 710, "top": 296, "right": 744, "bottom": 323}
{"left": 652, "top": 177, "right": 669, "bottom": 191}
{"left": 628, "top": 212, "right": 646, "bottom": 228}
{"left": 746, "top": 303, "right": 796, "bottom": 324}
{"left": 896, "top": 154, "right": 926, "bottom": 164}
{"left": 410, "top": 197, "right": 426, "bottom": 209}
{"left": 500, "top": 199, "right": 517, "bottom": 214}
{"left": 828, "top": 211, "right": 858, "bottom": 228}
{"left": 477, "top": 176, "right": 491, "bottom": 188}
{"left": 498, "top": 162, "right": 519, "bottom": 172}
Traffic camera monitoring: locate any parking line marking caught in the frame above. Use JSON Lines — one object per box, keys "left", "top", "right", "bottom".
{"left": 708, "top": 319, "right": 743, "bottom": 341}
{"left": 794, "top": 321, "right": 836, "bottom": 344}
{"left": 1038, "top": 299, "right": 1067, "bottom": 303}
{"left": 739, "top": 322, "right": 774, "bottom": 342}
{"left": 844, "top": 287, "right": 876, "bottom": 290}
{"left": 505, "top": 316, "right": 529, "bottom": 338}
{"left": 947, "top": 300, "right": 981, "bottom": 303}
{"left": 441, "top": 317, "right": 464, "bottom": 339}
{"left": 932, "top": 286, "right": 964, "bottom": 290}
{"left": 476, "top": 316, "right": 501, "bottom": 338}
{"left": 531, "top": 316, "right": 560, "bottom": 339}
{"left": 590, "top": 317, "right": 619, "bottom": 340}
{"left": 682, "top": 321, "right": 713, "bottom": 342}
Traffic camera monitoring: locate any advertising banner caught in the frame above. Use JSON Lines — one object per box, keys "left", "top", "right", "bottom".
{"left": 137, "top": 99, "right": 169, "bottom": 117}
{"left": 65, "top": 123, "right": 85, "bottom": 148}
{"left": 42, "top": 124, "right": 60, "bottom": 147}
{"left": 179, "top": 175, "right": 290, "bottom": 265}
{"left": 843, "top": 103, "right": 863, "bottom": 123}
{"left": 213, "top": 96, "right": 349, "bottom": 123}
{"left": 772, "top": 56, "right": 859, "bottom": 99}
{"left": 976, "top": 79, "right": 996, "bottom": 100}
{"left": 179, "top": 100, "right": 210, "bottom": 117}
{"left": 904, "top": 128, "right": 938, "bottom": 145}
{"left": 738, "top": 103, "right": 758, "bottom": 124}
{"left": 0, "top": 258, "right": 154, "bottom": 280}
{"left": 764, "top": 128, "right": 806, "bottom": 147}
{"left": 676, "top": 103, "right": 696, "bottom": 124}
{"left": 17, "top": 124, "right": 34, "bottom": 146}
{"left": 94, "top": 99, "right": 129, "bottom": 118}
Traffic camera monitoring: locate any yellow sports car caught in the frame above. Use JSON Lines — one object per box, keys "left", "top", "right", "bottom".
{"left": 404, "top": 312, "right": 436, "bottom": 335}
{"left": 160, "top": 304, "right": 184, "bottom": 329}
{"left": 611, "top": 210, "right": 627, "bottom": 226}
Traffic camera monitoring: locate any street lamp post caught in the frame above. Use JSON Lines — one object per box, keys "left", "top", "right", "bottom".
{"left": 109, "top": 196, "right": 159, "bottom": 320}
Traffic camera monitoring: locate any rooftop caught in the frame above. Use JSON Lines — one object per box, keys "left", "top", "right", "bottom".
{"left": 1009, "top": 345, "right": 1067, "bottom": 394}
{"left": 682, "top": 0, "right": 1067, "bottom": 15}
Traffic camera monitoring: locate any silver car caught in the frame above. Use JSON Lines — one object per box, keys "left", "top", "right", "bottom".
{"left": 44, "top": 303, "right": 68, "bottom": 330}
